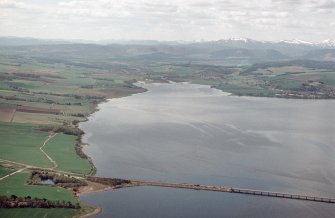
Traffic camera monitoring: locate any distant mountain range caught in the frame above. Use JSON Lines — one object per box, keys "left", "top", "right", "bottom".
{"left": 0, "top": 36, "right": 334, "bottom": 63}
{"left": 1, "top": 36, "right": 335, "bottom": 47}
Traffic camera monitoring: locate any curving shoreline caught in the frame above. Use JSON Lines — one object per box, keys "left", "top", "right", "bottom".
{"left": 76, "top": 182, "right": 112, "bottom": 218}
{"left": 79, "top": 206, "right": 102, "bottom": 218}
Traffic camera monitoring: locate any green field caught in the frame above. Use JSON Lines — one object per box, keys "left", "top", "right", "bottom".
{"left": 45, "top": 134, "right": 92, "bottom": 174}
{"left": 0, "top": 208, "right": 77, "bottom": 218}
{"left": 214, "top": 83, "right": 279, "bottom": 97}
{"left": 0, "top": 166, "right": 13, "bottom": 178}
{"left": 0, "top": 122, "right": 92, "bottom": 174}
{"left": 0, "top": 172, "right": 77, "bottom": 203}
{"left": 0, "top": 122, "right": 52, "bottom": 168}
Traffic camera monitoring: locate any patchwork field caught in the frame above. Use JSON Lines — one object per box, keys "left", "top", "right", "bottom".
{"left": 0, "top": 49, "right": 148, "bottom": 216}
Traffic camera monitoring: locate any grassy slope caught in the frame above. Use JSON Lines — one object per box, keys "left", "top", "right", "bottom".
{"left": 0, "top": 122, "right": 52, "bottom": 168}
{"left": 45, "top": 133, "right": 91, "bottom": 174}
{"left": 0, "top": 172, "right": 77, "bottom": 203}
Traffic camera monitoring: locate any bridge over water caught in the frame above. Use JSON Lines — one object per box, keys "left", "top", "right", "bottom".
{"left": 128, "top": 179, "right": 335, "bottom": 204}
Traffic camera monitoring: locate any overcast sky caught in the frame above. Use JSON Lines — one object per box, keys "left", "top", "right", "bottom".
{"left": 0, "top": 0, "right": 334, "bottom": 42}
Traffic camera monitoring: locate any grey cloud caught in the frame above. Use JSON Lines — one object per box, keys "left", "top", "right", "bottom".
{"left": 140, "top": 2, "right": 179, "bottom": 13}
{"left": 190, "top": 1, "right": 215, "bottom": 8}
{"left": 0, "top": 0, "right": 334, "bottom": 42}
{"left": 0, "top": 0, "right": 25, "bottom": 8}
{"left": 315, "top": 0, "right": 335, "bottom": 8}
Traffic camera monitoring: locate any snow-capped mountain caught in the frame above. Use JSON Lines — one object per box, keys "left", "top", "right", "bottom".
{"left": 214, "top": 38, "right": 256, "bottom": 44}
{"left": 190, "top": 38, "right": 335, "bottom": 57}
{"left": 279, "top": 39, "right": 314, "bottom": 45}
{"left": 318, "top": 40, "right": 335, "bottom": 47}
{"left": 278, "top": 39, "right": 335, "bottom": 47}
{"left": 212, "top": 38, "right": 335, "bottom": 48}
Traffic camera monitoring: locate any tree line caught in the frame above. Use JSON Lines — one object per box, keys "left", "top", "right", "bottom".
{"left": 0, "top": 195, "right": 80, "bottom": 209}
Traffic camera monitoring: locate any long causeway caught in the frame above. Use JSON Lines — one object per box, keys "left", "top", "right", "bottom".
{"left": 129, "top": 179, "right": 335, "bottom": 204}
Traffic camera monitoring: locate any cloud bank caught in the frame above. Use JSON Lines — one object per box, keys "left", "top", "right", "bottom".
{"left": 0, "top": 0, "right": 334, "bottom": 41}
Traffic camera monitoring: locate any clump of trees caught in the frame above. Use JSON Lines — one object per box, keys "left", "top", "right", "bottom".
{"left": 74, "top": 142, "right": 88, "bottom": 159}
{"left": 80, "top": 85, "right": 94, "bottom": 89}
{"left": 70, "top": 113, "right": 86, "bottom": 118}
{"left": 87, "top": 176, "right": 130, "bottom": 187}
{"left": 29, "top": 170, "right": 87, "bottom": 188}
{"left": 39, "top": 125, "right": 84, "bottom": 136}
{"left": 38, "top": 125, "right": 91, "bottom": 164}
{"left": 0, "top": 95, "right": 26, "bottom": 101}
{"left": 0, "top": 195, "right": 80, "bottom": 209}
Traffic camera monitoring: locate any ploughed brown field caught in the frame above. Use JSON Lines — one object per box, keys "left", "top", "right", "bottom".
{"left": 0, "top": 108, "right": 15, "bottom": 122}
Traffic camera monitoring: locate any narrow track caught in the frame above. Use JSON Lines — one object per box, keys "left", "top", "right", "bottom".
{"left": 0, "top": 158, "right": 84, "bottom": 178}
{"left": 0, "top": 167, "right": 27, "bottom": 181}
{"left": 40, "top": 133, "right": 58, "bottom": 169}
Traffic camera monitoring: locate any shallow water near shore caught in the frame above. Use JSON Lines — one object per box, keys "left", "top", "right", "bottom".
{"left": 80, "top": 82, "right": 335, "bottom": 217}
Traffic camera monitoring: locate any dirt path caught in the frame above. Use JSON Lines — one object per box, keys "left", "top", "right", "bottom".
{"left": 40, "top": 133, "right": 58, "bottom": 169}
{"left": 0, "top": 158, "right": 36, "bottom": 169}
{"left": 0, "top": 158, "right": 85, "bottom": 178}
{"left": 0, "top": 167, "right": 27, "bottom": 181}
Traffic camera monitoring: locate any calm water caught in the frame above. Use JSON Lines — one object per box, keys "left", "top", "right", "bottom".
{"left": 80, "top": 82, "right": 335, "bottom": 217}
